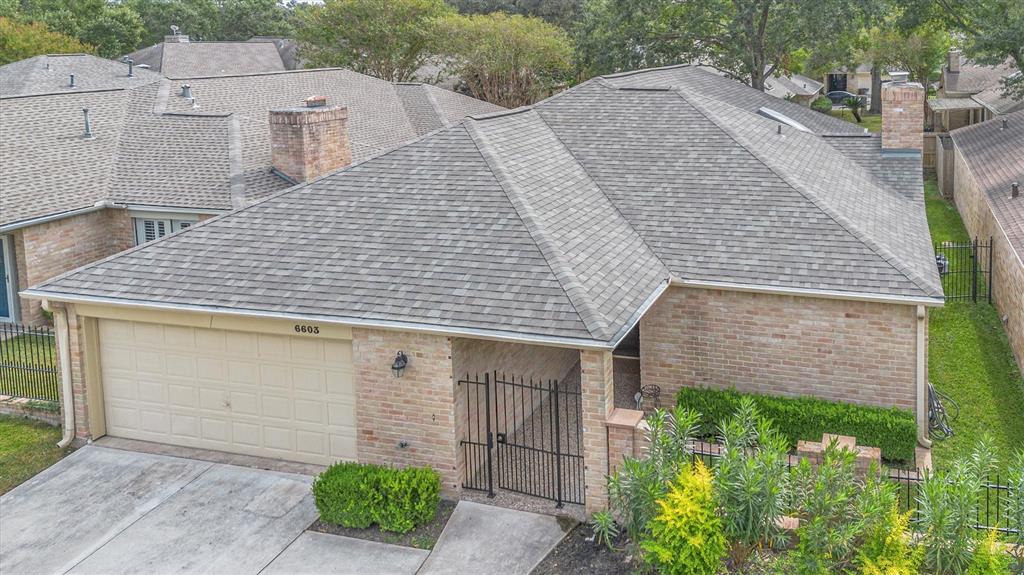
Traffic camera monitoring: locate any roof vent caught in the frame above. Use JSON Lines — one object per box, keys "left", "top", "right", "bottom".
{"left": 126, "top": 58, "right": 134, "bottom": 77}
{"left": 1002, "top": 118, "right": 1009, "bottom": 130}
{"left": 82, "top": 108, "right": 95, "bottom": 140}
{"left": 69, "top": 73, "right": 75, "bottom": 88}
{"left": 180, "top": 84, "right": 192, "bottom": 98}
{"left": 305, "top": 95, "right": 327, "bottom": 108}
{"left": 1013, "top": 182, "right": 1020, "bottom": 199}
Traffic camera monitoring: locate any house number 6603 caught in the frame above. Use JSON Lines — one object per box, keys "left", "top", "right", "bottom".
{"left": 294, "top": 325, "right": 320, "bottom": 334}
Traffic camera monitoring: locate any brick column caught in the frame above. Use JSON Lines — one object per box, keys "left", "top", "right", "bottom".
{"left": 881, "top": 77, "right": 925, "bottom": 152}
{"left": 580, "top": 348, "right": 614, "bottom": 514}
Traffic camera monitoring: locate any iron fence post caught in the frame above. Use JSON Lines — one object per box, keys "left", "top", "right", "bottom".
{"left": 971, "top": 238, "right": 978, "bottom": 303}
{"left": 987, "top": 236, "right": 993, "bottom": 304}
{"left": 485, "top": 372, "right": 494, "bottom": 498}
{"left": 552, "top": 379, "right": 564, "bottom": 508}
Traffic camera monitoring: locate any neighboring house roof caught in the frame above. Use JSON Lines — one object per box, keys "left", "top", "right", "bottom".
{"left": 0, "top": 54, "right": 162, "bottom": 97}
{"left": 124, "top": 40, "right": 287, "bottom": 77}
{"left": 157, "top": 68, "right": 503, "bottom": 200}
{"left": 950, "top": 110, "right": 1024, "bottom": 256}
{"left": 0, "top": 63, "right": 503, "bottom": 229}
{"left": 0, "top": 85, "right": 239, "bottom": 228}
{"left": 28, "top": 65, "right": 943, "bottom": 347}
{"left": 928, "top": 96, "right": 985, "bottom": 111}
{"left": 971, "top": 72, "right": 1024, "bottom": 115}
{"left": 944, "top": 57, "right": 1018, "bottom": 95}
{"left": 764, "top": 73, "right": 823, "bottom": 99}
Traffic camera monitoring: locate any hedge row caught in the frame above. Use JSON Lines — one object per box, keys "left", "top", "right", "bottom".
{"left": 312, "top": 462, "right": 440, "bottom": 533}
{"left": 676, "top": 387, "right": 918, "bottom": 462}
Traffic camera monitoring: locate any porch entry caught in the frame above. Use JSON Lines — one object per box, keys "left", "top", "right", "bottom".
{"left": 460, "top": 371, "right": 584, "bottom": 507}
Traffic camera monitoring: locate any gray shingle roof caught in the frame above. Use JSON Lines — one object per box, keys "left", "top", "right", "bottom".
{"left": 944, "top": 57, "right": 1018, "bottom": 95}
{"left": 950, "top": 111, "right": 1024, "bottom": 256}
{"left": 971, "top": 76, "right": 1024, "bottom": 115}
{"left": 124, "top": 41, "right": 287, "bottom": 77}
{"left": 0, "top": 54, "right": 162, "bottom": 97}
{"left": 1, "top": 65, "right": 502, "bottom": 227}
{"left": 29, "top": 65, "right": 941, "bottom": 346}
{"left": 157, "top": 69, "right": 503, "bottom": 200}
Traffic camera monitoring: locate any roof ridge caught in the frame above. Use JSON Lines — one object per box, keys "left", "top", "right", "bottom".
{"left": 600, "top": 63, "right": 691, "bottom": 79}
{"left": 673, "top": 86, "right": 940, "bottom": 297}
{"left": 464, "top": 115, "right": 614, "bottom": 340}
{"left": 0, "top": 87, "right": 125, "bottom": 100}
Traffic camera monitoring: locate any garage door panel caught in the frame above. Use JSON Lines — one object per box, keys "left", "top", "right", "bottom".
{"left": 100, "top": 320, "right": 357, "bottom": 466}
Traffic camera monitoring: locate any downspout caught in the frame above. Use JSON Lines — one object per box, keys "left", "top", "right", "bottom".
{"left": 44, "top": 300, "right": 76, "bottom": 448}
{"left": 916, "top": 305, "right": 932, "bottom": 448}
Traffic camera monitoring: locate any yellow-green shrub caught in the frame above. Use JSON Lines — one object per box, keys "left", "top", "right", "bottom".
{"left": 856, "top": 506, "right": 923, "bottom": 575}
{"left": 966, "top": 530, "right": 1011, "bottom": 575}
{"left": 640, "top": 461, "right": 727, "bottom": 575}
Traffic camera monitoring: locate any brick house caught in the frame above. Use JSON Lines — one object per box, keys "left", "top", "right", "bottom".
{"left": 947, "top": 111, "right": 1024, "bottom": 370}
{"left": 0, "top": 54, "right": 501, "bottom": 325}
{"left": 23, "top": 66, "right": 943, "bottom": 514}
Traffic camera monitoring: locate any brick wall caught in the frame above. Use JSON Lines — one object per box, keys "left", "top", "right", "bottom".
{"left": 640, "top": 286, "right": 919, "bottom": 412}
{"left": 352, "top": 328, "right": 460, "bottom": 491}
{"left": 952, "top": 150, "right": 1024, "bottom": 369}
{"left": 14, "top": 209, "right": 133, "bottom": 324}
{"left": 451, "top": 338, "right": 578, "bottom": 382}
{"left": 0, "top": 396, "right": 61, "bottom": 426}
{"left": 580, "top": 349, "right": 613, "bottom": 513}
{"left": 269, "top": 104, "right": 351, "bottom": 183}
{"left": 882, "top": 82, "right": 925, "bottom": 151}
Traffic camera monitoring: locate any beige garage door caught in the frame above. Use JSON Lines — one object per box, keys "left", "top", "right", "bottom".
{"left": 99, "top": 319, "right": 357, "bottom": 466}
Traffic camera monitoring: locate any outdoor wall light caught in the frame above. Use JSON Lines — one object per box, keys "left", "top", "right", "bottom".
{"left": 391, "top": 351, "right": 409, "bottom": 377}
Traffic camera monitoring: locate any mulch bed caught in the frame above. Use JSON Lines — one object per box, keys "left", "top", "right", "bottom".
{"left": 531, "top": 523, "right": 637, "bottom": 575}
{"left": 309, "top": 498, "right": 457, "bottom": 550}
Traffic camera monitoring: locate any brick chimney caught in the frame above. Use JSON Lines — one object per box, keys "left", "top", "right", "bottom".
{"left": 881, "top": 72, "right": 925, "bottom": 152}
{"left": 947, "top": 49, "right": 961, "bottom": 74}
{"left": 269, "top": 96, "right": 352, "bottom": 183}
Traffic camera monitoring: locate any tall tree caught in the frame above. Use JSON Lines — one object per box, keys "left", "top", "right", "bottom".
{"left": 296, "top": 0, "right": 452, "bottom": 82}
{"left": 218, "top": 0, "right": 294, "bottom": 41}
{"left": 0, "top": 17, "right": 93, "bottom": 64}
{"left": 659, "top": 0, "right": 877, "bottom": 91}
{"left": 439, "top": 12, "right": 573, "bottom": 106}
{"left": 125, "top": 0, "right": 220, "bottom": 46}
{"left": 17, "top": 0, "right": 144, "bottom": 57}
{"left": 933, "top": 0, "right": 1024, "bottom": 100}
{"left": 449, "top": 0, "right": 583, "bottom": 30}
{"left": 575, "top": 0, "right": 674, "bottom": 77}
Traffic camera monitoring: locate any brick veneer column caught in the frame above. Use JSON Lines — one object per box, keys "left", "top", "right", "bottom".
{"left": 352, "top": 328, "right": 460, "bottom": 491}
{"left": 580, "top": 348, "right": 614, "bottom": 513}
{"left": 882, "top": 80, "right": 925, "bottom": 151}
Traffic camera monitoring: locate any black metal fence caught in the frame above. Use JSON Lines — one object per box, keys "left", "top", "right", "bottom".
{"left": 691, "top": 445, "right": 1018, "bottom": 535}
{"left": 460, "top": 371, "right": 585, "bottom": 507}
{"left": 935, "top": 237, "right": 993, "bottom": 303}
{"left": 0, "top": 323, "right": 60, "bottom": 402}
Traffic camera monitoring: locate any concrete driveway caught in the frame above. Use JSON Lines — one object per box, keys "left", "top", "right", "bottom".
{"left": 1, "top": 445, "right": 569, "bottom": 575}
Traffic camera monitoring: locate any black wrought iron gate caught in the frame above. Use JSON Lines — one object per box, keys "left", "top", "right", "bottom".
{"left": 459, "top": 371, "right": 584, "bottom": 507}
{"left": 934, "top": 237, "right": 993, "bottom": 303}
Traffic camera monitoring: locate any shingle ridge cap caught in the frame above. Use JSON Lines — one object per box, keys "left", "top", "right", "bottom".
{"left": 464, "top": 114, "right": 614, "bottom": 340}
{"left": 0, "top": 87, "right": 125, "bottom": 100}
{"left": 672, "top": 85, "right": 941, "bottom": 298}
{"left": 600, "top": 64, "right": 692, "bottom": 79}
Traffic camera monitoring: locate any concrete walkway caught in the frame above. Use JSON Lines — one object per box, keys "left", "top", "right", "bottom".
{"left": 418, "top": 501, "right": 572, "bottom": 575}
{"left": 1, "top": 446, "right": 572, "bottom": 575}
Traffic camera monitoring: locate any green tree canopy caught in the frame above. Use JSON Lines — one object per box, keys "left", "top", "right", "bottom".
{"left": 0, "top": 16, "right": 93, "bottom": 65}
{"left": 296, "top": 0, "right": 452, "bottom": 82}
{"left": 16, "top": 0, "right": 143, "bottom": 57}
{"left": 449, "top": 0, "right": 582, "bottom": 30}
{"left": 439, "top": 11, "right": 573, "bottom": 107}
{"left": 218, "top": 0, "right": 294, "bottom": 41}
{"left": 125, "top": 0, "right": 220, "bottom": 45}
{"left": 935, "top": 0, "right": 1024, "bottom": 100}
{"left": 574, "top": 0, "right": 674, "bottom": 77}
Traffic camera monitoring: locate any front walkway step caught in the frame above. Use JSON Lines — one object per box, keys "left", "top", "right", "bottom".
{"left": 417, "top": 501, "right": 574, "bottom": 575}
{"left": 262, "top": 532, "right": 429, "bottom": 575}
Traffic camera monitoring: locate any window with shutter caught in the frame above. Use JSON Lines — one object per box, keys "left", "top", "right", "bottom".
{"left": 133, "top": 218, "right": 195, "bottom": 245}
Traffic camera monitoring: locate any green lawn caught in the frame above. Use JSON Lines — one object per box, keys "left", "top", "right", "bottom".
{"left": 0, "top": 416, "right": 70, "bottom": 495}
{"left": 0, "top": 333, "right": 57, "bottom": 366}
{"left": 829, "top": 110, "right": 882, "bottom": 133}
{"left": 924, "top": 180, "right": 1024, "bottom": 470}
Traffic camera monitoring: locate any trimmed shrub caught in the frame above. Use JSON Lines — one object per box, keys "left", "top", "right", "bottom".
{"left": 640, "top": 461, "right": 727, "bottom": 575}
{"left": 312, "top": 462, "right": 441, "bottom": 534}
{"left": 966, "top": 529, "right": 1011, "bottom": 575}
{"left": 812, "top": 95, "right": 833, "bottom": 113}
{"left": 676, "top": 387, "right": 918, "bottom": 462}
{"left": 856, "top": 506, "right": 923, "bottom": 575}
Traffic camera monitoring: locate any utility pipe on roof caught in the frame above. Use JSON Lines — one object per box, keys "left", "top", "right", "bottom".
{"left": 43, "top": 300, "right": 76, "bottom": 449}
{"left": 916, "top": 305, "right": 932, "bottom": 448}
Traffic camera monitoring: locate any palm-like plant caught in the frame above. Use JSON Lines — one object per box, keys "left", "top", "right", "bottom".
{"left": 844, "top": 96, "right": 866, "bottom": 123}
{"left": 712, "top": 398, "right": 790, "bottom": 566}
{"left": 1006, "top": 451, "right": 1024, "bottom": 574}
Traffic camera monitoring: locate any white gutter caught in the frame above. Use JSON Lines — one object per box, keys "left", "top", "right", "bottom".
{"left": 122, "top": 204, "right": 224, "bottom": 215}
{"left": 42, "top": 300, "right": 76, "bottom": 449}
{"left": 20, "top": 290, "right": 616, "bottom": 351}
{"left": 671, "top": 278, "right": 945, "bottom": 307}
{"left": 0, "top": 201, "right": 124, "bottom": 234}
{"left": 916, "top": 305, "right": 932, "bottom": 448}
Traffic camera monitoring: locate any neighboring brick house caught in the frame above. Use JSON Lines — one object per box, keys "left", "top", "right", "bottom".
{"left": 24, "top": 65, "right": 942, "bottom": 514}
{"left": 0, "top": 53, "right": 502, "bottom": 325}
{"left": 930, "top": 49, "right": 1022, "bottom": 133}
{"left": 948, "top": 111, "right": 1024, "bottom": 370}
